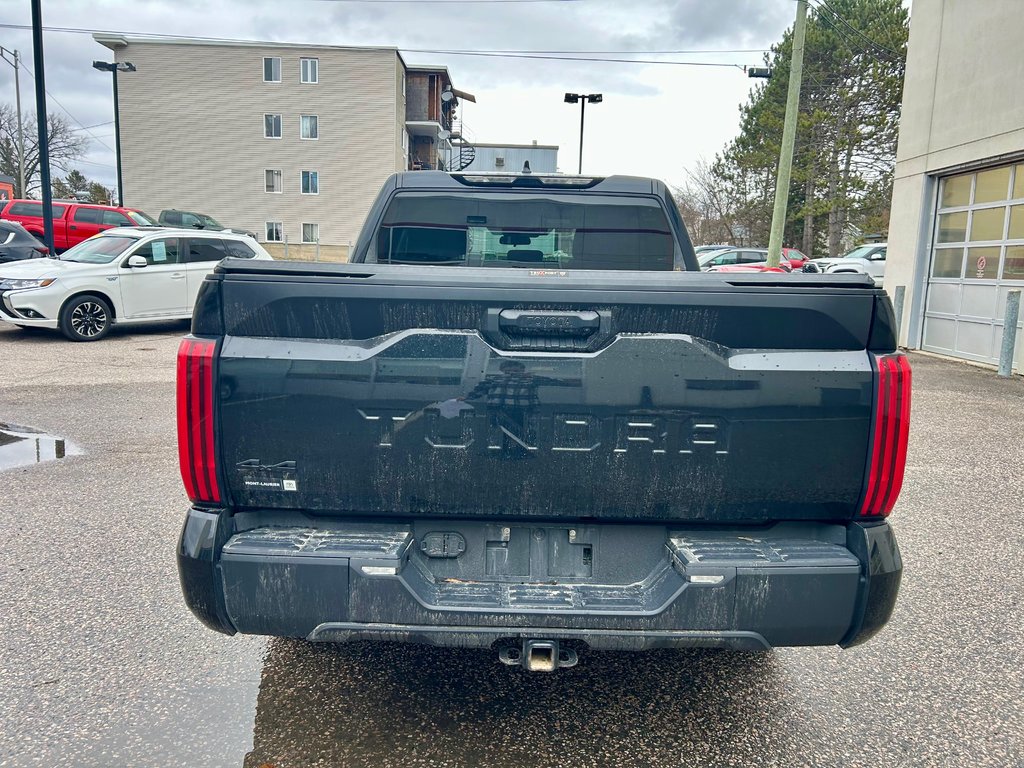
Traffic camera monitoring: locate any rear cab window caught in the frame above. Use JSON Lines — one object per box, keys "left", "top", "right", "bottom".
{"left": 372, "top": 192, "right": 677, "bottom": 270}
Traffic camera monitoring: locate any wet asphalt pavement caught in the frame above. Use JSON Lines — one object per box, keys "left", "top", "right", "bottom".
{"left": 0, "top": 321, "right": 1022, "bottom": 767}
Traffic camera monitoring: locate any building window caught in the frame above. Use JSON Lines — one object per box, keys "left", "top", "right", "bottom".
{"left": 301, "top": 170, "right": 319, "bottom": 195}
{"left": 302, "top": 223, "right": 319, "bottom": 243}
{"left": 265, "top": 169, "right": 282, "bottom": 193}
{"left": 300, "top": 115, "right": 319, "bottom": 140}
{"left": 300, "top": 57, "right": 318, "bottom": 84}
{"left": 263, "top": 57, "right": 281, "bottom": 83}
{"left": 264, "top": 113, "right": 282, "bottom": 139}
{"left": 265, "top": 222, "right": 283, "bottom": 242}
{"left": 401, "top": 71, "right": 406, "bottom": 97}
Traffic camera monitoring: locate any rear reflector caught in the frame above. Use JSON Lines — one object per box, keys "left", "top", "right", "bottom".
{"left": 176, "top": 338, "right": 220, "bottom": 504}
{"left": 859, "top": 353, "right": 911, "bottom": 517}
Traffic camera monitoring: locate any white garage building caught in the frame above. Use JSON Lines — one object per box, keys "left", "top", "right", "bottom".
{"left": 885, "top": 0, "right": 1024, "bottom": 371}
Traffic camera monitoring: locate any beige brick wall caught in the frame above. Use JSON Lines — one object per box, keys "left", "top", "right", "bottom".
{"left": 107, "top": 40, "right": 403, "bottom": 248}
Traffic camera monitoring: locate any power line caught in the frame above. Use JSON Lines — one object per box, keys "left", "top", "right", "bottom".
{"left": 401, "top": 48, "right": 745, "bottom": 67}
{"left": 17, "top": 59, "right": 115, "bottom": 152}
{"left": 808, "top": 4, "right": 881, "bottom": 63}
{"left": 310, "top": 0, "right": 580, "bottom": 2}
{"left": 71, "top": 120, "right": 114, "bottom": 131}
{"left": 0, "top": 23, "right": 762, "bottom": 67}
{"left": 816, "top": 0, "right": 903, "bottom": 58}
{"left": 405, "top": 47, "right": 770, "bottom": 54}
{"left": 809, "top": 0, "right": 903, "bottom": 63}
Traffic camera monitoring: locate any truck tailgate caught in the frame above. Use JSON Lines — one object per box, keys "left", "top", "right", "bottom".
{"left": 205, "top": 263, "right": 888, "bottom": 523}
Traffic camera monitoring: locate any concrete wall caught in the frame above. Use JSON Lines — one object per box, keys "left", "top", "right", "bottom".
{"left": 886, "top": 0, "right": 1024, "bottom": 348}
{"left": 264, "top": 242, "right": 349, "bottom": 262}
{"left": 103, "top": 39, "right": 403, "bottom": 248}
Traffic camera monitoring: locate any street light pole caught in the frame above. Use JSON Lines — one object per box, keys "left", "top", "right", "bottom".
{"left": 112, "top": 66, "right": 122, "bottom": 206}
{"left": 0, "top": 47, "right": 26, "bottom": 197}
{"left": 564, "top": 93, "right": 603, "bottom": 174}
{"left": 578, "top": 98, "right": 586, "bottom": 175}
{"left": 92, "top": 60, "right": 135, "bottom": 207}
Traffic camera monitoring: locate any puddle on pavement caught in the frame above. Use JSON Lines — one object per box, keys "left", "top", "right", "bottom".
{"left": 0, "top": 422, "right": 81, "bottom": 470}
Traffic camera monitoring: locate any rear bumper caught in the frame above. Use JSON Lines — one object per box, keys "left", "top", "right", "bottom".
{"left": 177, "top": 509, "right": 901, "bottom": 651}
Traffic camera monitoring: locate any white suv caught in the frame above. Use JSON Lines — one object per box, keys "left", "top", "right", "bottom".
{"left": 0, "top": 227, "right": 272, "bottom": 341}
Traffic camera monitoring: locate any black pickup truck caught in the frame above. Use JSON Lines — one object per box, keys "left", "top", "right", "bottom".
{"left": 176, "top": 172, "right": 908, "bottom": 671}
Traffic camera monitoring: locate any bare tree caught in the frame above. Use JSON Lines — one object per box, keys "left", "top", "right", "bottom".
{"left": 675, "top": 159, "right": 742, "bottom": 246}
{"left": 0, "top": 104, "right": 89, "bottom": 198}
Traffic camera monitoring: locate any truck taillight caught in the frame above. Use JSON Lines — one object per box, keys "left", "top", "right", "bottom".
{"left": 859, "top": 353, "right": 911, "bottom": 517}
{"left": 176, "top": 338, "right": 221, "bottom": 504}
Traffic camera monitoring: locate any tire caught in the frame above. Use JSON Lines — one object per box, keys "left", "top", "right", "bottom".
{"left": 59, "top": 295, "right": 113, "bottom": 341}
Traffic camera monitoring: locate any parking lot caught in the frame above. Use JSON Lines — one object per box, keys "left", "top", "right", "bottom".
{"left": 0, "top": 321, "right": 1022, "bottom": 767}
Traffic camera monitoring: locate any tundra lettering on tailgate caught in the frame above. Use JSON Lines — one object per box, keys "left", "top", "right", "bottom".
{"left": 358, "top": 408, "right": 730, "bottom": 455}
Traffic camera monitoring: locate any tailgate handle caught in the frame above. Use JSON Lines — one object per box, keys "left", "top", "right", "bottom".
{"left": 485, "top": 309, "right": 615, "bottom": 352}
{"left": 497, "top": 309, "right": 601, "bottom": 337}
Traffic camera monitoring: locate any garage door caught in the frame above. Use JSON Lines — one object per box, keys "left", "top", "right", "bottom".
{"left": 923, "top": 163, "right": 1024, "bottom": 365}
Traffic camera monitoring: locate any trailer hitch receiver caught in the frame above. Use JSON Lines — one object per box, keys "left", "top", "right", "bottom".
{"left": 499, "top": 639, "right": 578, "bottom": 672}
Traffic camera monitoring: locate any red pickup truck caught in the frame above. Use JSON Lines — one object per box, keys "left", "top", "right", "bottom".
{"left": 0, "top": 199, "right": 157, "bottom": 252}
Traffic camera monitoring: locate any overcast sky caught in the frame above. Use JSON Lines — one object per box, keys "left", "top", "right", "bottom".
{"left": 0, "top": 0, "right": 808, "bottom": 191}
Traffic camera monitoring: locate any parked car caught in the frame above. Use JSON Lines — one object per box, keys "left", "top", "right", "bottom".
{"left": 0, "top": 199, "right": 157, "bottom": 252}
{"left": 699, "top": 247, "right": 806, "bottom": 272}
{"left": 781, "top": 247, "right": 810, "bottom": 269}
{"left": 804, "top": 243, "right": 887, "bottom": 285}
{"left": 707, "top": 264, "right": 789, "bottom": 273}
{"left": 175, "top": 170, "right": 907, "bottom": 670}
{"left": 158, "top": 209, "right": 257, "bottom": 239}
{"left": 694, "top": 244, "right": 732, "bottom": 255}
{"left": 0, "top": 227, "right": 272, "bottom": 341}
{"left": 700, "top": 248, "right": 792, "bottom": 272}
{"left": 0, "top": 220, "right": 49, "bottom": 263}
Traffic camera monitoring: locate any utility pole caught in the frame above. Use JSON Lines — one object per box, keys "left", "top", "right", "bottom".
{"left": 0, "top": 47, "right": 25, "bottom": 197}
{"left": 30, "top": 0, "right": 54, "bottom": 255}
{"left": 766, "top": 0, "right": 808, "bottom": 269}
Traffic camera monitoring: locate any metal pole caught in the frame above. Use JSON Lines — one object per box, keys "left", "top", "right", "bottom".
{"left": 315, "top": 237, "right": 320, "bottom": 262}
{"left": 766, "top": 0, "right": 808, "bottom": 268}
{"left": 112, "top": 67, "right": 124, "bottom": 207}
{"left": 13, "top": 51, "right": 24, "bottom": 197}
{"left": 998, "top": 289, "right": 1021, "bottom": 378}
{"left": 892, "top": 285, "right": 906, "bottom": 345}
{"left": 283, "top": 233, "right": 288, "bottom": 260}
{"left": 578, "top": 99, "right": 586, "bottom": 174}
{"left": 30, "top": 0, "right": 54, "bottom": 254}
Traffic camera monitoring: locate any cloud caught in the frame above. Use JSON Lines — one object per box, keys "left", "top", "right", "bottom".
{"left": 0, "top": 0, "right": 796, "bottom": 189}
{"left": 656, "top": 0, "right": 795, "bottom": 46}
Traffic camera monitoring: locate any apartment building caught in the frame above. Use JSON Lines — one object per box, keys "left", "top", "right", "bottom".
{"left": 94, "top": 35, "right": 469, "bottom": 261}
{"left": 404, "top": 66, "right": 476, "bottom": 173}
